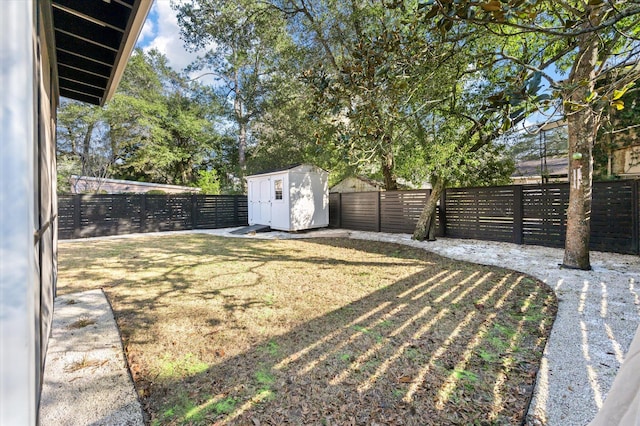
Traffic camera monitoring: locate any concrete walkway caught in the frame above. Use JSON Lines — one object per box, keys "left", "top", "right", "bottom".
{"left": 41, "top": 228, "right": 640, "bottom": 425}
{"left": 39, "top": 289, "right": 143, "bottom": 426}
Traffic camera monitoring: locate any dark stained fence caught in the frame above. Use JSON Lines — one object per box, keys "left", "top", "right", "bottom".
{"left": 57, "top": 196, "right": 77, "bottom": 239}
{"left": 58, "top": 194, "right": 248, "bottom": 239}
{"left": 380, "top": 190, "right": 430, "bottom": 234}
{"left": 195, "top": 195, "right": 248, "bottom": 229}
{"left": 522, "top": 184, "right": 568, "bottom": 248}
{"left": 340, "top": 192, "right": 380, "bottom": 232}
{"left": 79, "top": 194, "right": 144, "bottom": 237}
{"left": 330, "top": 180, "right": 640, "bottom": 255}
{"left": 144, "top": 195, "right": 193, "bottom": 232}
{"left": 591, "top": 180, "right": 638, "bottom": 254}
{"left": 444, "top": 186, "right": 516, "bottom": 243}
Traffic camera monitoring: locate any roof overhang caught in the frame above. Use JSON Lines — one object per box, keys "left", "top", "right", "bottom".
{"left": 50, "top": 0, "right": 153, "bottom": 106}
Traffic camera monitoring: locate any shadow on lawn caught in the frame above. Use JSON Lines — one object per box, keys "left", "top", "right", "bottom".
{"left": 60, "top": 235, "right": 557, "bottom": 425}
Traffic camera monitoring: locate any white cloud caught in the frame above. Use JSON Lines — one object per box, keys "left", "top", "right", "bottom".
{"left": 141, "top": 1, "right": 207, "bottom": 74}
{"left": 138, "top": 10, "right": 155, "bottom": 45}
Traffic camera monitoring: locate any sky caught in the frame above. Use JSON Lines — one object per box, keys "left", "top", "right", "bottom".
{"left": 137, "top": 1, "right": 207, "bottom": 76}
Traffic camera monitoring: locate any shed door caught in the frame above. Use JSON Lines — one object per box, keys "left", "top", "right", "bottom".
{"left": 259, "top": 178, "right": 271, "bottom": 225}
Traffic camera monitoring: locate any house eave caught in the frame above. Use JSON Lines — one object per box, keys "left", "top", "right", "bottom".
{"left": 50, "top": 0, "right": 153, "bottom": 106}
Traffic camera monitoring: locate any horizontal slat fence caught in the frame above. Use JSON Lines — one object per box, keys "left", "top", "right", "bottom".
{"left": 591, "top": 181, "right": 638, "bottom": 254}
{"left": 340, "top": 192, "right": 380, "bottom": 232}
{"left": 522, "top": 185, "right": 568, "bottom": 248}
{"left": 444, "top": 186, "right": 516, "bottom": 242}
{"left": 58, "top": 194, "right": 248, "bottom": 239}
{"left": 329, "top": 180, "right": 640, "bottom": 255}
{"left": 380, "top": 190, "right": 431, "bottom": 234}
{"left": 195, "top": 195, "right": 248, "bottom": 229}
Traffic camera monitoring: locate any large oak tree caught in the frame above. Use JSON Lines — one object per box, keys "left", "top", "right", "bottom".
{"left": 415, "top": 0, "right": 640, "bottom": 269}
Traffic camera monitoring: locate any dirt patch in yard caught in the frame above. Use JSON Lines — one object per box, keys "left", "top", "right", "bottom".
{"left": 58, "top": 234, "right": 557, "bottom": 425}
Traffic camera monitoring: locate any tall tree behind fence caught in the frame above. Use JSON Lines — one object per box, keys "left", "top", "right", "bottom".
{"left": 329, "top": 180, "right": 640, "bottom": 255}
{"left": 58, "top": 194, "right": 248, "bottom": 239}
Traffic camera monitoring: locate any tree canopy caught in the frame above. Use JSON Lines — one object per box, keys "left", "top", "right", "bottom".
{"left": 407, "top": 0, "right": 640, "bottom": 268}
{"left": 57, "top": 48, "right": 234, "bottom": 193}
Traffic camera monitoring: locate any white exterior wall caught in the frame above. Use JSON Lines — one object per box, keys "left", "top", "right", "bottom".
{"left": 289, "top": 169, "right": 328, "bottom": 231}
{"left": 1, "top": 2, "right": 40, "bottom": 424}
{"left": 2, "top": 3, "right": 59, "bottom": 423}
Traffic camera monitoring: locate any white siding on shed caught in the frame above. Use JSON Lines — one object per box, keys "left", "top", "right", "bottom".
{"left": 246, "top": 164, "right": 328, "bottom": 231}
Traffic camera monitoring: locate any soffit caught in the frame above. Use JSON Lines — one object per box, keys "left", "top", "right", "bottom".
{"left": 51, "top": 0, "right": 152, "bottom": 105}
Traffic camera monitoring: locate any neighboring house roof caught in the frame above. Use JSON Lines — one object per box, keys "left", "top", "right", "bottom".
{"left": 50, "top": 0, "right": 153, "bottom": 105}
{"left": 354, "top": 176, "right": 385, "bottom": 189}
{"left": 329, "top": 176, "right": 384, "bottom": 193}
{"left": 69, "top": 175, "right": 200, "bottom": 194}
{"left": 329, "top": 176, "right": 421, "bottom": 192}
{"left": 512, "top": 156, "right": 568, "bottom": 178}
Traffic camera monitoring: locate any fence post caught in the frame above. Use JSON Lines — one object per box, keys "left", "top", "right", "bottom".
{"left": 73, "top": 195, "right": 81, "bottom": 238}
{"left": 140, "top": 194, "right": 146, "bottom": 233}
{"left": 337, "top": 193, "right": 342, "bottom": 228}
{"left": 438, "top": 190, "right": 446, "bottom": 237}
{"left": 633, "top": 180, "right": 639, "bottom": 255}
{"left": 513, "top": 185, "right": 524, "bottom": 244}
{"left": 377, "top": 192, "right": 382, "bottom": 232}
{"left": 191, "top": 194, "right": 198, "bottom": 229}
{"left": 233, "top": 196, "right": 239, "bottom": 226}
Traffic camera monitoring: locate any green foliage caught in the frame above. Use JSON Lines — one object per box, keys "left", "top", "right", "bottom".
{"left": 254, "top": 368, "right": 275, "bottom": 387}
{"left": 195, "top": 169, "right": 221, "bottom": 195}
{"left": 56, "top": 49, "right": 231, "bottom": 190}
{"left": 594, "top": 87, "right": 640, "bottom": 179}
{"left": 156, "top": 353, "right": 208, "bottom": 379}
{"left": 258, "top": 340, "right": 280, "bottom": 357}
{"left": 56, "top": 155, "right": 80, "bottom": 194}
{"left": 414, "top": 0, "right": 640, "bottom": 148}
{"left": 175, "top": 0, "right": 297, "bottom": 172}
{"left": 212, "top": 397, "right": 237, "bottom": 415}
{"left": 170, "top": 0, "right": 524, "bottom": 189}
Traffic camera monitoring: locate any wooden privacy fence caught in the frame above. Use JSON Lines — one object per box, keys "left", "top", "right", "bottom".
{"left": 58, "top": 194, "right": 248, "bottom": 239}
{"left": 329, "top": 180, "right": 640, "bottom": 255}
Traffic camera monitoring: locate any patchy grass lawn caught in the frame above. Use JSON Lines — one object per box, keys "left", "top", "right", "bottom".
{"left": 57, "top": 234, "right": 556, "bottom": 425}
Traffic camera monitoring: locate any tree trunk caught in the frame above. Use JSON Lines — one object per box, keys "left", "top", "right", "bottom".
{"left": 233, "top": 66, "right": 246, "bottom": 172}
{"left": 238, "top": 117, "right": 247, "bottom": 171}
{"left": 562, "top": 31, "right": 600, "bottom": 271}
{"left": 81, "top": 122, "right": 95, "bottom": 176}
{"left": 381, "top": 149, "right": 397, "bottom": 190}
{"left": 413, "top": 177, "right": 444, "bottom": 241}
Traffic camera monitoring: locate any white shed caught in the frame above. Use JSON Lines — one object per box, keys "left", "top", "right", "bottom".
{"left": 247, "top": 164, "right": 329, "bottom": 231}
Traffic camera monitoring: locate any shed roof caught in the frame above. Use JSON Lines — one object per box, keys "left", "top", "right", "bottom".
{"left": 246, "top": 164, "right": 328, "bottom": 178}
{"left": 50, "top": 0, "right": 152, "bottom": 105}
